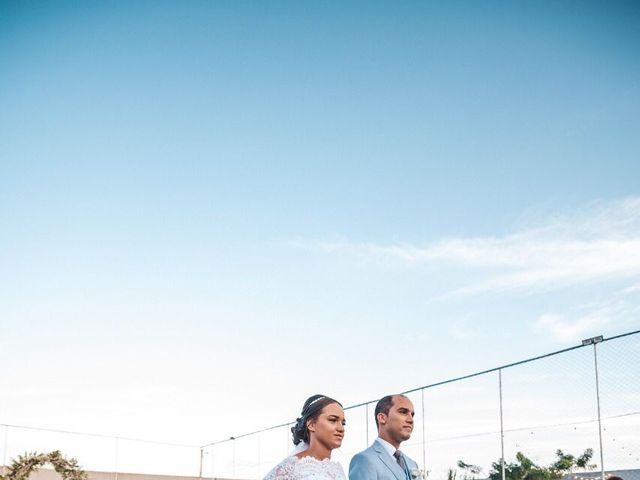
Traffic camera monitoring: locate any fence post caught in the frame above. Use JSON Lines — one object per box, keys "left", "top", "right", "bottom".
{"left": 232, "top": 438, "right": 236, "bottom": 479}
{"left": 114, "top": 437, "right": 119, "bottom": 480}
{"left": 593, "top": 342, "right": 605, "bottom": 480}
{"left": 285, "top": 424, "right": 289, "bottom": 457}
{"left": 211, "top": 446, "right": 216, "bottom": 480}
{"left": 365, "top": 403, "right": 369, "bottom": 447}
{"left": 499, "top": 369, "right": 505, "bottom": 480}
{"left": 257, "top": 431, "right": 261, "bottom": 479}
{"left": 421, "top": 388, "right": 426, "bottom": 475}
{"left": 2, "top": 425, "right": 8, "bottom": 469}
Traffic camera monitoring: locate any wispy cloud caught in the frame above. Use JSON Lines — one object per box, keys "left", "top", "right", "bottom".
{"left": 533, "top": 288, "right": 639, "bottom": 342}
{"left": 621, "top": 282, "right": 640, "bottom": 294}
{"left": 533, "top": 309, "right": 615, "bottom": 343}
{"left": 299, "top": 197, "right": 640, "bottom": 296}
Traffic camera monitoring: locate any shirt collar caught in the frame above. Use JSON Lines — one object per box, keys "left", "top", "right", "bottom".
{"left": 376, "top": 437, "right": 398, "bottom": 458}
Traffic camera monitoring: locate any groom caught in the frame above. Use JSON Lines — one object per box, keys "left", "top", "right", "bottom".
{"left": 349, "top": 394, "right": 420, "bottom": 480}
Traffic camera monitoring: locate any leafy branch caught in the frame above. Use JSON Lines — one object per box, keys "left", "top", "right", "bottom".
{"left": 0, "top": 451, "right": 87, "bottom": 480}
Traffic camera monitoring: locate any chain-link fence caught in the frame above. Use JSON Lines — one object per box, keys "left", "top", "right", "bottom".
{"left": 202, "top": 330, "right": 640, "bottom": 480}
{"left": 2, "top": 331, "right": 638, "bottom": 480}
{"left": 0, "top": 425, "right": 202, "bottom": 478}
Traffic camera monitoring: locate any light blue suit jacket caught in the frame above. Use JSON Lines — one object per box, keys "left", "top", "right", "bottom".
{"left": 349, "top": 439, "right": 419, "bottom": 480}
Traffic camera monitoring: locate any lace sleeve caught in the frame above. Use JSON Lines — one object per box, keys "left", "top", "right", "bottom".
{"left": 263, "top": 456, "right": 296, "bottom": 480}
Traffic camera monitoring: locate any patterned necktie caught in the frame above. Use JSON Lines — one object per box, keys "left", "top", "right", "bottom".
{"left": 394, "top": 450, "right": 410, "bottom": 480}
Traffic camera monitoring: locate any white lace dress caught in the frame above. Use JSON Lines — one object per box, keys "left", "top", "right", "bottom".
{"left": 263, "top": 455, "right": 346, "bottom": 480}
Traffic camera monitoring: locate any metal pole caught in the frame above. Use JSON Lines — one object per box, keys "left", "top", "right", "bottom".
{"left": 114, "top": 437, "right": 119, "bottom": 480}
{"left": 286, "top": 424, "right": 289, "bottom": 456}
{"left": 365, "top": 403, "right": 369, "bottom": 446}
{"left": 421, "top": 388, "right": 426, "bottom": 474}
{"left": 257, "top": 432, "right": 261, "bottom": 479}
{"left": 232, "top": 438, "right": 236, "bottom": 478}
{"left": 199, "top": 448, "right": 203, "bottom": 480}
{"left": 499, "top": 369, "right": 505, "bottom": 480}
{"left": 211, "top": 446, "right": 215, "bottom": 480}
{"left": 593, "top": 344, "right": 605, "bottom": 480}
{"left": 3, "top": 425, "right": 8, "bottom": 471}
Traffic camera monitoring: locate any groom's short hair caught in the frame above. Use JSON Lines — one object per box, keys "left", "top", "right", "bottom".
{"left": 374, "top": 394, "right": 407, "bottom": 430}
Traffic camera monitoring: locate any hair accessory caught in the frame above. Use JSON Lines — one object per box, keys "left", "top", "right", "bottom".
{"left": 308, "top": 396, "right": 325, "bottom": 407}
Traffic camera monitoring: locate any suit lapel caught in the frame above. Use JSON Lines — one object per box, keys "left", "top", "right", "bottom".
{"left": 373, "top": 441, "right": 406, "bottom": 480}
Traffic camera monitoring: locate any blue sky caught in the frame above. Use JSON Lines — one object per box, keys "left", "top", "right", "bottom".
{"left": 1, "top": 0, "right": 639, "bottom": 466}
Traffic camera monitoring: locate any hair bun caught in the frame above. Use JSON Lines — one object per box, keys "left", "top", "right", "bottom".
{"left": 291, "top": 417, "right": 306, "bottom": 445}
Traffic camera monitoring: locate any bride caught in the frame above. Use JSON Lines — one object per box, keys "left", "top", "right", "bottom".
{"left": 263, "top": 394, "right": 347, "bottom": 480}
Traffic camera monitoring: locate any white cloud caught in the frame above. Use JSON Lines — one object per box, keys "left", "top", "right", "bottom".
{"left": 534, "top": 313, "right": 612, "bottom": 342}
{"left": 533, "top": 299, "right": 630, "bottom": 342}
{"left": 621, "top": 282, "right": 640, "bottom": 294}
{"left": 301, "top": 197, "right": 640, "bottom": 296}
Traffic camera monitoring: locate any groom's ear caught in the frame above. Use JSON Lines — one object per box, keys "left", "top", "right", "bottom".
{"left": 377, "top": 413, "right": 387, "bottom": 425}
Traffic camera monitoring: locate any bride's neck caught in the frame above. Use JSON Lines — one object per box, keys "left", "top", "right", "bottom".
{"left": 296, "top": 442, "right": 331, "bottom": 461}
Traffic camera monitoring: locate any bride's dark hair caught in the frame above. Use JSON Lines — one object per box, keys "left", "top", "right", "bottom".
{"left": 291, "top": 394, "right": 342, "bottom": 446}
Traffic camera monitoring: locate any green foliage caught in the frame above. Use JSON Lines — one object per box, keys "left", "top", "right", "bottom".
{"left": 550, "top": 448, "right": 596, "bottom": 476}
{"left": 457, "top": 460, "right": 482, "bottom": 479}
{"left": 485, "top": 449, "right": 596, "bottom": 480}
{"left": 488, "top": 452, "right": 552, "bottom": 480}
{"left": 0, "top": 451, "right": 87, "bottom": 480}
